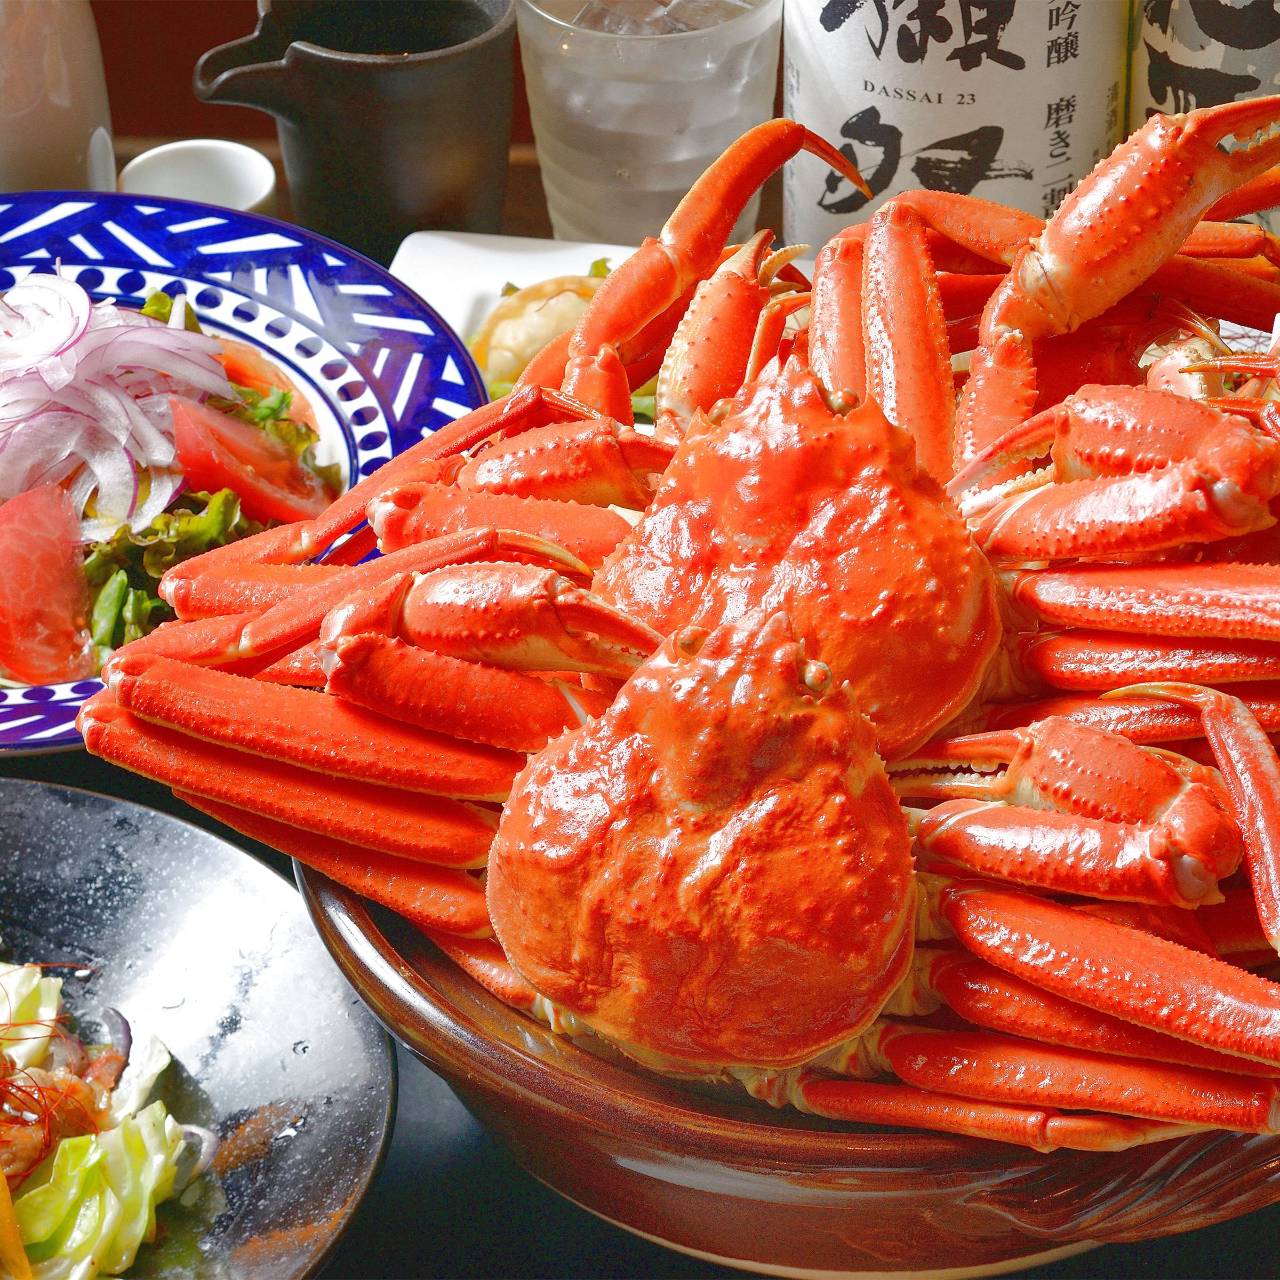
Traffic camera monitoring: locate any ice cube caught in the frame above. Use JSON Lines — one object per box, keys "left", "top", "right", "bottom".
{"left": 664, "top": 0, "right": 757, "bottom": 29}
{"left": 570, "top": 1, "right": 687, "bottom": 35}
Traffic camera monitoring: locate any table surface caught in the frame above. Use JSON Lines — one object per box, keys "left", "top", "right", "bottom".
{"left": 7, "top": 141, "right": 1279, "bottom": 1280}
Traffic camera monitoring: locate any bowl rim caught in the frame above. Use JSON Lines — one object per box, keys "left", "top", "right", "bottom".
{"left": 296, "top": 863, "right": 1048, "bottom": 1173}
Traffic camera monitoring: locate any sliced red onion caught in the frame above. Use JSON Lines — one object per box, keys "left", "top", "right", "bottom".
{"left": 0, "top": 274, "right": 92, "bottom": 378}
{"left": 0, "top": 272, "right": 234, "bottom": 539}
{"left": 78, "top": 446, "right": 140, "bottom": 542}
{"left": 0, "top": 412, "right": 97, "bottom": 498}
{"left": 101, "top": 1006, "right": 133, "bottom": 1066}
{"left": 175, "top": 1125, "right": 220, "bottom": 1190}
{"left": 131, "top": 467, "right": 184, "bottom": 529}
{"left": 45, "top": 1028, "right": 90, "bottom": 1076}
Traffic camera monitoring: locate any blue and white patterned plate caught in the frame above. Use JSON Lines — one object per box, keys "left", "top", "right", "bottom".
{"left": 0, "top": 191, "right": 487, "bottom": 754}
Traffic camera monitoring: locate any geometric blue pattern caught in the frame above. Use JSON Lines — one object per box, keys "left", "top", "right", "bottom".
{"left": 0, "top": 191, "right": 487, "bottom": 753}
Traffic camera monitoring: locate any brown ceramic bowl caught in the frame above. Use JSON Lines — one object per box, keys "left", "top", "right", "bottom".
{"left": 297, "top": 867, "right": 1280, "bottom": 1279}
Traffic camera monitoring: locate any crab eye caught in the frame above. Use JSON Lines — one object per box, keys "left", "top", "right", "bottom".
{"left": 802, "top": 660, "right": 831, "bottom": 695}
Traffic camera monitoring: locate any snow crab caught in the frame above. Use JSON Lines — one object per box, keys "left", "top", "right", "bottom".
{"left": 78, "top": 97, "right": 1280, "bottom": 1151}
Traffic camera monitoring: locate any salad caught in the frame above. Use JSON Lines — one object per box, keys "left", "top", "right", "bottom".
{"left": 0, "top": 273, "right": 341, "bottom": 686}
{"left": 0, "top": 952, "right": 216, "bottom": 1279}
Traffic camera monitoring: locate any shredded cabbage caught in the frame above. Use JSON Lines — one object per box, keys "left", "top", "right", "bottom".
{"left": 0, "top": 962, "right": 63, "bottom": 1070}
{"left": 1, "top": 951, "right": 209, "bottom": 1279}
{"left": 104, "top": 1035, "right": 170, "bottom": 1130}
{"left": 14, "top": 1101, "right": 184, "bottom": 1280}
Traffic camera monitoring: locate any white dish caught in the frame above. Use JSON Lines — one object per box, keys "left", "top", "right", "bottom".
{"left": 390, "top": 230, "right": 636, "bottom": 346}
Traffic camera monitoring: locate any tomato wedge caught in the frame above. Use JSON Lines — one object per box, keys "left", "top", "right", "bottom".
{"left": 216, "top": 337, "right": 318, "bottom": 431}
{"left": 170, "top": 395, "right": 335, "bottom": 525}
{"left": 0, "top": 485, "right": 94, "bottom": 685}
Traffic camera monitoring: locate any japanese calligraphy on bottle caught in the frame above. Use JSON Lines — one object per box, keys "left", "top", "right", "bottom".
{"left": 782, "top": 0, "right": 1129, "bottom": 244}
{"left": 1131, "top": 0, "right": 1280, "bottom": 231}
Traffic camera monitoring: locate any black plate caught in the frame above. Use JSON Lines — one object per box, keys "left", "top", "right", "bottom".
{"left": 0, "top": 779, "right": 396, "bottom": 1278}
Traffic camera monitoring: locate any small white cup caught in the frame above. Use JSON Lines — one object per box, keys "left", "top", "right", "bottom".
{"left": 118, "top": 139, "right": 277, "bottom": 215}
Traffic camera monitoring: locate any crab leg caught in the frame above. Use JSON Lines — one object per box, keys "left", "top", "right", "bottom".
{"left": 1116, "top": 683, "right": 1280, "bottom": 960}
{"left": 939, "top": 880, "right": 1280, "bottom": 1066}
{"left": 654, "top": 230, "right": 777, "bottom": 435}
{"left": 1018, "top": 630, "right": 1280, "bottom": 692}
{"left": 369, "top": 483, "right": 631, "bottom": 569}
{"left": 899, "top": 718, "right": 1239, "bottom": 906}
{"left": 1002, "top": 97, "right": 1280, "bottom": 340}
{"left": 422, "top": 933, "right": 541, "bottom": 1011}
{"left": 1202, "top": 887, "right": 1277, "bottom": 968}
{"left": 348, "top": 562, "right": 662, "bottom": 675}
{"left": 743, "top": 292, "right": 812, "bottom": 387}
{"left": 859, "top": 1021, "right": 1280, "bottom": 1134}
{"left": 316, "top": 562, "right": 657, "bottom": 749}
{"left": 455, "top": 419, "right": 675, "bottom": 509}
{"left": 861, "top": 201, "right": 955, "bottom": 484}
{"left": 158, "top": 562, "right": 346, "bottom": 621}
{"left": 790, "top": 1075, "right": 1195, "bottom": 1152}
{"left": 913, "top": 948, "right": 1280, "bottom": 1078}
{"left": 79, "top": 694, "right": 498, "bottom": 867}
{"left": 561, "top": 120, "right": 865, "bottom": 419}
{"left": 1072, "top": 901, "right": 1219, "bottom": 956}
{"left": 516, "top": 270, "right": 706, "bottom": 400}
{"left": 105, "top": 651, "right": 523, "bottom": 799}
{"left": 182, "top": 795, "right": 492, "bottom": 938}
{"left": 957, "top": 97, "right": 1280, "bottom": 460}
{"left": 809, "top": 227, "right": 866, "bottom": 410}
{"left": 1007, "top": 563, "right": 1280, "bottom": 640}
{"left": 965, "top": 685, "right": 1280, "bottom": 747}
{"left": 1147, "top": 255, "right": 1280, "bottom": 335}
{"left": 955, "top": 388, "right": 1280, "bottom": 560}
{"left": 160, "top": 529, "right": 589, "bottom": 671}
{"left": 325, "top": 638, "right": 603, "bottom": 753}
{"left": 1205, "top": 165, "right": 1280, "bottom": 221}
{"left": 1181, "top": 221, "right": 1280, "bottom": 265}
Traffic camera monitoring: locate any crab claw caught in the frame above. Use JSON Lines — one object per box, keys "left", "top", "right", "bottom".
{"left": 1109, "top": 682, "right": 1280, "bottom": 959}
{"left": 486, "top": 609, "right": 915, "bottom": 1074}
{"left": 997, "top": 95, "right": 1280, "bottom": 344}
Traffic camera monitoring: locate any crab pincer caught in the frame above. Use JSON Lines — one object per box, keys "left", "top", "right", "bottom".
{"left": 1110, "top": 682, "right": 1280, "bottom": 959}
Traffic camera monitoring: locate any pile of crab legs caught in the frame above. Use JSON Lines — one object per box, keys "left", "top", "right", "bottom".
{"left": 77, "top": 95, "right": 1280, "bottom": 1152}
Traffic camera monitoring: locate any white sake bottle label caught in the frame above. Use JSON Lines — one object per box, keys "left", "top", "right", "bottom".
{"left": 1131, "top": 0, "right": 1280, "bottom": 233}
{"left": 782, "top": 0, "right": 1130, "bottom": 244}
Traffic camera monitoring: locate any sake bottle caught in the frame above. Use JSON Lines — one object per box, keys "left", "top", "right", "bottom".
{"left": 1131, "top": 0, "right": 1280, "bottom": 233}
{"left": 782, "top": 0, "right": 1131, "bottom": 244}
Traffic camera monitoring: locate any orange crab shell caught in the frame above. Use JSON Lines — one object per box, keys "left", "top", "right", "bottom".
{"left": 486, "top": 610, "right": 917, "bottom": 1073}
{"left": 593, "top": 357, "right": 1001, "bottom": 760}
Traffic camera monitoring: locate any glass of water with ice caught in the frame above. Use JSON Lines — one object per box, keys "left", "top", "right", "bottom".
{"left": 516, "top": 0, "right": 783, "bottom": 244}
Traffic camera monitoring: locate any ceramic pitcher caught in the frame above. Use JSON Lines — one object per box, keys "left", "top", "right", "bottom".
{"left": 195, "top": 0, "right": 515, "bottom": 263}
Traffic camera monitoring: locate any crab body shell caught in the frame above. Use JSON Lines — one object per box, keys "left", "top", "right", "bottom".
{"left": 594, "top": 359, "right": 1001, "bottom": 759}
{"left": 487, "top": 610, "right": 915, "bottom": 1073}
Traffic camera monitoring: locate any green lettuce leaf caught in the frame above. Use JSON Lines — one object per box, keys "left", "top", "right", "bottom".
{"left": 82, "top": 490, "right": 266, "bottom": 652}
{"left": 139, "top": 291, "right": 202, "bottom": 333}
{"left": 15, "top": 1102, "right": 184, "bottom": 1280}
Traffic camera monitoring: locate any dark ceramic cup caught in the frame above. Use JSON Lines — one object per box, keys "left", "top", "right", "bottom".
{"left": 195, "top": 0, "right": 515, "bottom": 263}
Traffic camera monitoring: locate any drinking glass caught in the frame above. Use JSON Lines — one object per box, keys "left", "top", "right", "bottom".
{"left": 516, "top": 0, "right": 783, "bottom": 245}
